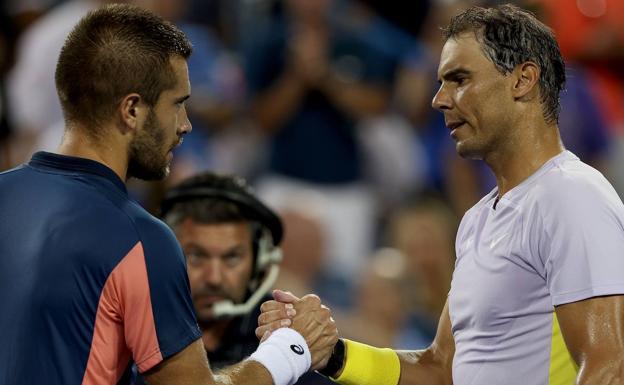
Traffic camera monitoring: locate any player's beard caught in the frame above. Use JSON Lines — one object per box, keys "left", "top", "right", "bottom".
{"left": 127, "top": 109, "right": 171, "bottom": 181}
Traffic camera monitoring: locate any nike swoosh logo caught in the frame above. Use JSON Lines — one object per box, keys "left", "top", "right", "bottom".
{"left": 490, "top": 233, "right": 509, "bottom": 249}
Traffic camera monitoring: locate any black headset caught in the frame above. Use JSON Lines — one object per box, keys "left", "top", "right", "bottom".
{"left": 161, "top": 186, "right": 283, "bottom": 247}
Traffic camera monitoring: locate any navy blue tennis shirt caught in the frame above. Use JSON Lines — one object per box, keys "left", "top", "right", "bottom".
{"left": 0, "top": 152, "right": 201, "bottom": 384}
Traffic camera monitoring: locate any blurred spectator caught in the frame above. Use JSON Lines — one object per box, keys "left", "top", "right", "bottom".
{"left": 273, "top": 206, "right": 327, "bottom": 299}
{"left": 6, "top": 0, "right": 101, "bottom": 165}
{"left": 0, "top": 6, "right": 18, "bottom": 170}
{"left": 4, "top": 0, "right": 61, "bottom": 18}
{"left": 4, "top": 0, "right": 59, "bottom": 36}
{"left": 344, "top": 0, "right": 430, "bottom": 215}
{"left": 243, "top": 0, "right": 398, "bottom": 289}
{"left": 386, "top": 194, "right": 458, "bottom": 342}
{"left": 259, "top": 186, "right": 359, "bottom": 307}
{"left": 327, "top": 193, "right": 458, "bottom": 350}
{"left": 156, "top": 0, "right": 266, "bottom": 185}
{"left": 337, "top": 248, "right": 432, "bottom": 349}
{"left": 557, "top": 66, "right": 611, "bottom": 168}
{"left": 529, "top": 0, "right": 624, "bottom": 196}
{"left": 357, "top": 113, "right": 428, "bottom": 215}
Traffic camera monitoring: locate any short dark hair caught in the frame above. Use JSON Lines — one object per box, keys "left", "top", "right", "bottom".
{"left": 55, "top": 4, "right": 192, "bottom": 131}
{"left": 443, "top": 4, "right": 566, "bottom": 124}
{"left": 162, "top": 173, "right": 258, "bottom": 229}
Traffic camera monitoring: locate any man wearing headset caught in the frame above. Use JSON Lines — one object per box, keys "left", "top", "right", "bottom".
{"left": 140, "top": 171, "right": 333, "bottom": 384}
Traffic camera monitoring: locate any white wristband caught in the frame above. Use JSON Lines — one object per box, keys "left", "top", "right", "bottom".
{"left": 248, "top": 328, "right": 311, "bottom": 385}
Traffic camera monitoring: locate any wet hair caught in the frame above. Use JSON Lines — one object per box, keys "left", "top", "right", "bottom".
{"left": 55, "top": 4, "right": 192, "bottom": 132}
{"left": 443, "top": 4, "right": 566, "bottom": 124}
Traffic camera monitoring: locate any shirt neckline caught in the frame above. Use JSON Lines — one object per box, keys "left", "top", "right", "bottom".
{"left": 28, "top": 151, "right": 127, "bottom": 194}
{"left": 490, "top": 150, "right": 577, "bottom": 208}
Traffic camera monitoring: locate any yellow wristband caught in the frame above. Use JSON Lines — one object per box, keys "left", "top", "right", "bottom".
{"left": 333, "top": 339, "right": 400, "bottom": 385}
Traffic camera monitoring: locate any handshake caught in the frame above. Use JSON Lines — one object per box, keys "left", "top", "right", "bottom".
{"left": 250, "top": 290, "right": 343, "bottom": 382}
{"left": 248, "top": 290, "right": 401, "bottom": 385}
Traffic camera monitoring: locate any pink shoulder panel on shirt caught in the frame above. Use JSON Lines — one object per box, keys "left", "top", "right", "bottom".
{"left": 82, "top": 242, "right": 163, "bottom": 385}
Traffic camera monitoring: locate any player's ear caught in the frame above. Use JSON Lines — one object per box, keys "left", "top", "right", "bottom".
{"left": 118, "top": 93, "right": 147, "bottom": 134}
{"left": 512, "top": 62, "right": 540, "bottom": 100}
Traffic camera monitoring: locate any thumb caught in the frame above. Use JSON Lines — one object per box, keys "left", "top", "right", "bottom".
{"left": 272, "top": 289, "right": 300, "bottom": 303}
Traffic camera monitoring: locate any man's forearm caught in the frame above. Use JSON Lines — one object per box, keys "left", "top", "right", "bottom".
{"left": 218, "top": 327, "right": 311, "bottom": 385}
{"left": 575, "top": 357, "right": 624, "bottom": 385}
{"left": 322, "top": 342, "right": 451, "bottom": 385}
{"left": 396, "top": 349, "right": 453, "bottom": 385}
{"left": 214, "top": 360, "right": 274, "bottom": 385}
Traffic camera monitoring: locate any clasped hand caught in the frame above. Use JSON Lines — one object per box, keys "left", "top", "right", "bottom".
{"left": 256, "top": 290, "right": 338, "bottom": 371}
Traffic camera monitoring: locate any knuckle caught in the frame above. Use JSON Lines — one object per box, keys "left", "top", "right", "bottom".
{"left": 302, "top": 294, "right": 321, "bottom": 307}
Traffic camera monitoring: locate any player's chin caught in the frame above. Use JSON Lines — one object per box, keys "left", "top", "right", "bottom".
{"left": 146, "top": 164, "right": 170, "bottom": 181}
{"left": 128, "top": 162, "right": 169, "bottom": 181}
{"left": 455, "top": 141, "right": 484, "bottom": 160}
{"left": 154, "top": 155, "right": 171, "bottom": 179}
{"left": 455, "top": 142, "right": 471, "bottom": 158}
{"left": 161, "top": 163, "right": 171, "bottom": 179}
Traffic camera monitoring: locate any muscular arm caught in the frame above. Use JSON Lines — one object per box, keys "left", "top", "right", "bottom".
{"left": 556, "top": 295, "right": 624, "bottom": 385}
{"left": 142, "top": 339, "right": 274, "bottom": 385}
{"left": 326, "top": 300, "right": 454, "bottom": 385}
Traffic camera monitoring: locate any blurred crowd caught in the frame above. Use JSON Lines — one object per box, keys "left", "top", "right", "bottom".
{"left": 1, "top": 0, "right": 623, "bottom": 349}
